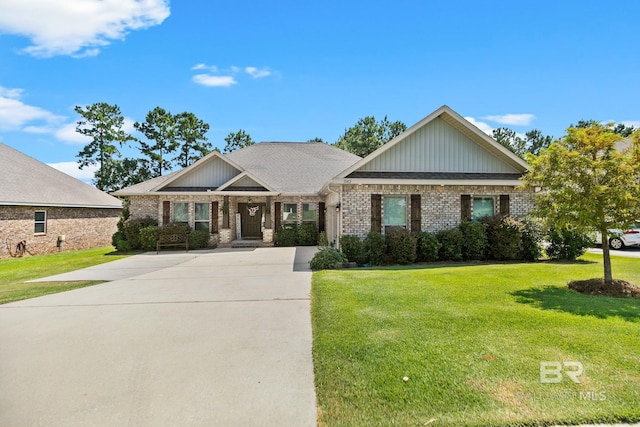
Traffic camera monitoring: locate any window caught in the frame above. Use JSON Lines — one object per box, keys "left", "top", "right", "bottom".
{"left": 472, "top": 197, "right": 495, "bottom": 221}
{"left": 195, "top": 203, "right": 209, "bottom": 231}
{"left": 383, "top": 196, "right": 406, "bottom": 232}
{"left": 302, "top": 203, "right": 316, "bottom": 222}
{"left": 34, "top": 211, "right": 46, "bottom": 234}
{"left": 173, "top": 202, "right": 189, "bottom": 223}
{"left": 283, "top": 203, "right": 297, "bottom": 223}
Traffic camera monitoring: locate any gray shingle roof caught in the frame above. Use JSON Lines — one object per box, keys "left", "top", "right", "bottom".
{"left": 0, "top": 143, "right": 122, "bottom": 209}
{"left": 226, "top": 142, "right": 361, "bottom": 194}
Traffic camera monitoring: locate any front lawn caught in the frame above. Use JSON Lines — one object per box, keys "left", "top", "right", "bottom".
{"left": 312, "top": 254, "right": 640, "bottom": 426}
{"left": 0, "top": 246, "right": 129, "bottom": 304}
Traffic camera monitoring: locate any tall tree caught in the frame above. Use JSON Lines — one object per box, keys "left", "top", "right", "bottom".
{"left": 75, "top": 102, "right": 134, "bottom": 191}
{"left": 335, "top": 116, "right": 407, "bottom": 157}
{"left": 492, "top": 127, "right": 526, "bottom": 157}
{"left": 134, "top": 107, "right": 179, "bottom": 177}
{"left": 524, "top": 124, "right": 640, "bottom": 284}
{"left": 575, "top": 120, "right": 635, "bottom": 137}
{"left": 224, "top": 129, "right": 254, "bottom": 153}
{"left": 524, "top": 129, "right": 553, "bottom": 156}
{"left": 99, "top": 157, "right": 153, "bottom": 193}
{"left": 174, "top": 112, "right": 211, "bottom": 168}
{"left": 307, "top": 137, "right": 326, "bottom": 143}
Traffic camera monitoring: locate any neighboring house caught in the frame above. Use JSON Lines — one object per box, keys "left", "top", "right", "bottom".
{"left": 0, "top": 143, "right": 122, "bottom": 258}
{"left": 114, "top": 105, "right": 533, "bottom": 246}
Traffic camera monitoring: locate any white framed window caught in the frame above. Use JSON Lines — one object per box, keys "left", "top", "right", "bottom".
{"left": 34, "top": 210, "right": 46, "bottom": 234}
{"left": 383, "top": 196, "right": 406, "bottom": 233}
{"left": 195, "top": 203, "right": 209, "bottom": 231}
{"left": 472, "top": 197, "right": 495, "bottom": 221}
{"left": 283, "top": 203, "right": 297, "bottom": 223}
{"left": 173, "top": 202, "right": 189, "bottom": 223}
{"left": 302, "top": 203, "right": 316, "bottom": 222}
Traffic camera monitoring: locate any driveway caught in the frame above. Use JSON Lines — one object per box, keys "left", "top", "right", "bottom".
{"left": 0, "top": 247, "right": 318, "bottom": 427}
{"left": 587, "top": 246, "right": 640, "bottom": 259}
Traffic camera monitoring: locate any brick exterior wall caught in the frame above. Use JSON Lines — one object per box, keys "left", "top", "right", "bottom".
{"left": 0, "top": 206, "right": 120, "bottom": 258}
{"left": 341, "top": 184, "right": 534, "bottom": 237}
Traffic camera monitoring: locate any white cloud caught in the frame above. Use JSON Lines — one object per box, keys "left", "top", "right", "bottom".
{"left": 192, "top": 74, "right": 237, "bottom": 87}
{"left": 0, "top": 86, "right": 64, "bottom": 130}
{"left": 464, "top": 116, "right": 494, "bottom": 136}
{"left": 53, "top": 116, "right": 136, "bottom": 144}
{"left": 48, "top": 161, "right": 97, "bottom": 182}
{"left": 0, "top": 0, "right": 170, "bottom": 58}
{"left": 482, "top": 113, "right": 535, "bottom": 126}
{"left": 245, "top": 66, "right": 271, "bottom": 78}
{"left": 620, "top": 120, "right": 640, "bottom": 129}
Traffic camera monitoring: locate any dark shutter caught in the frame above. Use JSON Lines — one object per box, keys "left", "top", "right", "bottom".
{"left": 318, "top": 202, "right": 326, "bottom": 232}
{"left": 162, "top": 201, "right": 170, "bottom": 225}
{"left": 222, "top": 196, "right": 229, "bottom": 229}
{"left": 274, "top": 202, "right": 281, "bottom": 230}
{"left": 410, "top": 194, "right": 421, "bottom": 232}
{"left": 371, "top": 194, "right": 382, "bottom": 233}
{"left": 211, "top": 201, "right": 219, "bottom": 234}
{"left": 500, "top": 195, "right": 510, "bottom": 216}
{"left": 461, "top": 195, "right": 472, "bottom": 221}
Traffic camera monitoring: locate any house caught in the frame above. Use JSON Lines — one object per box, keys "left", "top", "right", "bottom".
{"left": 0, "top": 143, "right": 122, "bottom": 258}
{"left": 114, "top": 105, "right": 533, "bottom": 246}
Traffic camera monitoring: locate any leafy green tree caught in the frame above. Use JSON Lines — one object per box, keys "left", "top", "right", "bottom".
{"left": 335, "top": 116, "right": 407, "bottom": 157}
{"left": 174, "top": 112, "right": 211, "bottom": 168}
{"left": 493, "top": 127, "right": 526, "bottom": 157}
{"left": 99, "top": 157, "right": 153, "bottom": 193}
{"left": 224, "top": 129, "right": 254, "bottom": 153}
{"left": 134, "top": 107, "right": 179, "bottom": 177}
{"left": 307, "top": 137, "right": 326, "bottom": 143}
{"left": 524, "top": 129, "right": 553, "bottom": 156}
{"left": 575, "top": 120, "right": 635, "bottom": 137}
{"left": 75, "top": 102, "right": 134, "bottom": 191}
{"left": 524, "top": 124, "right": 640, "bottom": 284}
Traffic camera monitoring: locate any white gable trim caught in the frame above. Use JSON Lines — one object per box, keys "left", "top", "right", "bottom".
{"left": 150, "top": 151, "right": 244, "bottom": 192}
{"left": 334, "top": 105, "right": 529, "bottom": 179}
{"left": 216, "top": 171, "right": 277, "bottom": 193}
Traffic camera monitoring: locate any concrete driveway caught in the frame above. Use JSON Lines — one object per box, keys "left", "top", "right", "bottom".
{"left": 0, "top": 247, "right": 318, "bottom": 427}
{"left": 587, "top": 246, "right": 640, "bottom": 259}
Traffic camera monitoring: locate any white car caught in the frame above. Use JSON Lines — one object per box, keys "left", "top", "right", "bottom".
{"left": 594, "top": 223, "right": 640, "bottom": 249}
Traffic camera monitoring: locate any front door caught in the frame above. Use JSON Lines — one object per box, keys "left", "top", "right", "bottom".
{"left": 239, "top": 203, "right": 264, "bottom": 239}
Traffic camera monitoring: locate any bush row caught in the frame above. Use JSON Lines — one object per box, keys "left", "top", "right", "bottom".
{"left": 112, "top": 216, "right": 213, "bottom": 251}
{"left": 274, "top": 223, "right": 318, "bottom": 246}
{"left": 310, "top": 215, "right": 592, "bottom": 270}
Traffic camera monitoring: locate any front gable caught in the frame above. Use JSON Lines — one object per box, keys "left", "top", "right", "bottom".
{"left": 155, "top": 152, "right": 243, "bottom": 192}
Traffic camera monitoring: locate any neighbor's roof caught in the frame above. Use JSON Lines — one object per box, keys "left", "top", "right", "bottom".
{"left": 114, "top": 142, "right": 361, "bottom": 196}
{"left": 0, "top": 142, "right": 123, "bottom": 209}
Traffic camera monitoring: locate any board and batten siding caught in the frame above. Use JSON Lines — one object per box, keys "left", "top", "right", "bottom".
{"left": 168, "top": 157, "right": 241, "bottom": 188}
{"left": 228, "top": 175, "right": 262, "bottom": 188}
{"left": 360, "top": 117, "right": 519, "bottom": 174}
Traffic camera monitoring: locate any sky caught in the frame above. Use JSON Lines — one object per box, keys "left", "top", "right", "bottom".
{"left": 0, "top": 0, "right": 639, "bottom": 183}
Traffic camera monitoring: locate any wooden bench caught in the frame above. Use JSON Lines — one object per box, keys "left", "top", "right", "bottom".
{"left": 157, "top": 234, "right": 189, "bottom": 254}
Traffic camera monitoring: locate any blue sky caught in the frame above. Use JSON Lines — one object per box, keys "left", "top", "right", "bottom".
{"left": 1, "top": 0, "right": 639, "bottom": 182}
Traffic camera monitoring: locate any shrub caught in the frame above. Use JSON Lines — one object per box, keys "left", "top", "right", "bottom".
{"left": 482, "top": 215, "right": 522, "bottom": 261}
{"left": 385, "top": 228, "right": 417, "bottom": 265}
{"left": 298, "top": 223, "right": 318, "bottom": 246}
{"left": 318, "top": 231, "right": 329, "bottom": 247}
{"left": 546, "top": 227, "right": 594, "bottom": 260}
{"left": 189, "top": 230, "right": 211, "bottom": 249}
{"left": 123, "top": 216, "right": 158, "bottom": 250}
{"left": 363, "top": 231, "right": 386, "bottom": 266}
{"left": 111, "top": 230, "right": 126, "bottom": 248}
{"left": 159, "top": 222, "right": 191, "bottom": 236}
{"left": 436, "top": 228, "right": 463, "bottom": 261}
{"left": 275, "top": 224, "right": 298, "bottom": 247}
{"left": 309, "top": 247, "right": 348, "bottom": 270}
{"left": 114, "top": 238, "right": 133, "bottom": 252}
{"left": 139, "top": 226, "right": 160, "bottom": 251}
{"left": 340, "top": 235, "right": 365, "bottom": 263}
{"left": 520, "top": 220, "right": 543, "bottom": 261}
{"left": 415, "top": 231, "right": 440, "bottom": 262}
{"left": 458, "top": 220, "right": 487, "bottom": 261}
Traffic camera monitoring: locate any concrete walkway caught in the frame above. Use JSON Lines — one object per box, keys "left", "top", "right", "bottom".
{"left": 0, "top": 247, "right": 318, "bottom": 427}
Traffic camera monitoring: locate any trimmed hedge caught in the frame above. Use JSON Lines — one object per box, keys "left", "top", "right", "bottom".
{"left": 310, "top": 247, "right": 348, "bottom": 270}
{"left": 415, "top": 231, "right": 440, "bottom": 262}
{"left": 482, "top": 216, "right": 522, "bottom": 261}
{"left": 298, "top": 223, "right": 319, "bottom": 246}
{"left": 458, "top": 220, "right": 487, "bottom": 261}
{"left": 189, "top": 229, "right": 211, "bottom": 249}
{"left": 340, "top": 235, "right": 365, "bottom": 263}
{"left": 546, "top": 228, "right": 594, "bottom": 260}
{"left": 123, "top": 216, "right": 157, "bottom": 250}
{"left": 275, "top": 224, "right": 298, "bottom": 247}
{"left": 363, "top": 231, "right": 386, "bottom": 266}
{"left": 436, "top": 228, "right": 463, "bottom": 261}
{"left": 385, "top": 228, "right": 417, "bottom": 265}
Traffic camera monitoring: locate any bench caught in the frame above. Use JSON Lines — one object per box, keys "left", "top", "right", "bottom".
{"left": 157, "top": 234, "right": 189, "bottom": 254}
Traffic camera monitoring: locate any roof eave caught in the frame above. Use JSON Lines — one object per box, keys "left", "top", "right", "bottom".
{"left": 332, "top": 178, "right": 524, "bottom": 187}
{"left": 0, "top": 201, "right": 123, "bottom": 209}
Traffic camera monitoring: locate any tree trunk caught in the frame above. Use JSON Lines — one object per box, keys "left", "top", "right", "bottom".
{"left": 601, "top": 229, "right": 613, "bottom": 284}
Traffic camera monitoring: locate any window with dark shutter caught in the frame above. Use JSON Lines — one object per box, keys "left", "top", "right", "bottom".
{"left": 410, "top": 194, "right": 421, "bottom": 232}
{"left": 318, "top": 202, "right": 326, "bottom": 232}
{"left": 461, "top": 195, "right": 472, "bottom": 221}
{"left": 500, "top": 195, "right": 510, "bottom": 216}
{"left": 211, "top": 201, "right": 219, "bottom": 233}
{"left": 371, "top": 194, "right": 382, "bottom": 233}
{"left": 274, "top": 202, "right": 282, "bottom": 230}
{"left": 162, "top": 201, "right": 170, "bottom": 225}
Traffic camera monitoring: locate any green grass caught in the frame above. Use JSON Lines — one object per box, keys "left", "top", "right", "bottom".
{"left": 312, "top": 254, "right": 640, "bottom": 427}
{"left": 0, "top": 246, "right": 129, "bottom": 304}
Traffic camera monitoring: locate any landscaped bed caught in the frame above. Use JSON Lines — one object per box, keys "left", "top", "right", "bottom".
{"left": 311, "top": 253, "right": 640, "bottom": 426}
{"left": 0, "top": 246, "right": 128, "bottom": 304}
